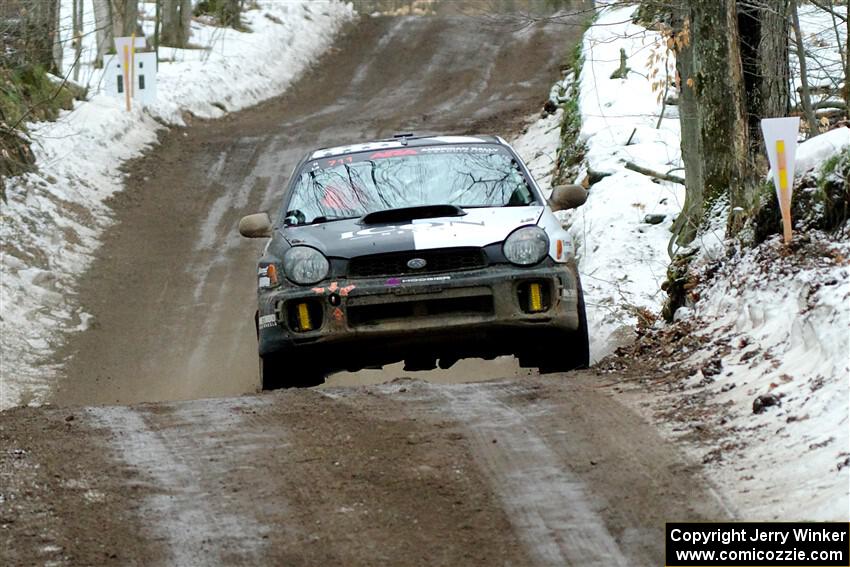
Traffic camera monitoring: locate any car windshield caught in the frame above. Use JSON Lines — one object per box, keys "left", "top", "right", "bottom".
{"left": 282, "top": 144, "right": 536, "bottom": 225}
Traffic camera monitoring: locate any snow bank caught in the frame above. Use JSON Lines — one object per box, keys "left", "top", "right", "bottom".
{"left": 0, "top": 1, "right": 354, "bottom": 410}
{"left": 561, "top": 5, "right": 684, "bottom": 361}
{"left": 686, "top": 233, "right": 849, "bottom": 520}
{"left": 674, "top": 130, "right": 850, "bottom": 521}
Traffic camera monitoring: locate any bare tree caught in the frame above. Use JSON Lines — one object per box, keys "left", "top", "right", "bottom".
{"left": 52, "top": 0, "right": 63, "bottom": 73}
{"left": 20, "top": 0, "right": 60, "bottom": 72}
{"left": 671, "top": 0, "right": 753, "bottom": 242}
{"left": 72, "top": 0, "right": 84, "bottom": 81}
{"left": 111, "top": 0, "right": 141, "bottom": 37}
{"left": 791, "top": 0, "right": 821, "bottom": 136}
{"left": 161, "top": 0, "right": 192, "bottom": 47}
{"left": 739, "top": 0, "right": 791, "bottom": 151}
{"left": 670, "top": 7, "right": 703, "bottom": 247}
{"left": 93, "top": 0, "right": 114, "bottom": 68}
{"left": 218, "top": 0, "right": 242, "bottom": 27}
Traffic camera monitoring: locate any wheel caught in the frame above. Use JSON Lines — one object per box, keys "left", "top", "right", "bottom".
{"left": 259, "top": 352, "right": 325, "bottom": 390}
{"left": 532, "top": 276, "right": 590, "bottom": 374}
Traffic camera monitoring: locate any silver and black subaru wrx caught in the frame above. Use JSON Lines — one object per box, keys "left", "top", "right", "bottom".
{"left": 238, "top": 134, "right": 589, "bottom": 389}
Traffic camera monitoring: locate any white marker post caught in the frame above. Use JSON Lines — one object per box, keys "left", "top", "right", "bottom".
{"left": 760, "top": 117, "right": 800, "bottom": 244}
{"left": 113, "top": 36, "right": 147, "bottom": 111}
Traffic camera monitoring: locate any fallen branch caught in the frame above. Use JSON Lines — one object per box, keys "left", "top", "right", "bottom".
{"left": 813, "top": 100, "right": 848, "bottom": 111}
{"left": 624, "top": 161, "right": 685, "bottom": 184}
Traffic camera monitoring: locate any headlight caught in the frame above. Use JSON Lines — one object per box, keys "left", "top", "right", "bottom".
{"left": 283, "top": 246, "right": 329, "bottom": 285}
{"left": 503, "top": 226, "right": 549, "bottom": 266}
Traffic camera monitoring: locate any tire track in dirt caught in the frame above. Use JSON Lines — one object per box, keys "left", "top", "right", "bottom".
{"left": 74, "top": 390, "right": 539, "bottom": 565}
{"left": 88, "top": 398, "right": 285, "bottom": 565}
{"left": 341, "top": 376, "right": 734, "bottom": 566}
{"left": 437, "top": 381, "right": 629, "bottom": 565}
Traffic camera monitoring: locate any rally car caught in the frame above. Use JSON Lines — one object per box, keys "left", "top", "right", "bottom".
{"left": 238, "top": 133, "right": 589, "bottom": 389}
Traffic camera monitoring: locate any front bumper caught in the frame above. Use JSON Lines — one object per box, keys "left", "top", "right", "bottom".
{"left": 257, "top": 262, "right": 579, "bottom": 368}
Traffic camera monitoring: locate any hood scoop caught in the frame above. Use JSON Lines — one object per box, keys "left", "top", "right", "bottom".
{"left": 359, "top": 204, "right": 467, "bottom": 225}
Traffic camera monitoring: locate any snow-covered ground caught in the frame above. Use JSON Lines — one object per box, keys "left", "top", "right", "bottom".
{"left": 511, "top": 110, "right": 564, "bottom": 194}
{"left": 562, "top": 5, "right": 684, "bottom": 362}
{"left": 683, "top": 229, "right": 849, "bottom": 520}
{"left": 560, "top": 5, "right": 848, "bottom": 520}
{"left": 0, "top": 1, "right": 354, "bottom": 410}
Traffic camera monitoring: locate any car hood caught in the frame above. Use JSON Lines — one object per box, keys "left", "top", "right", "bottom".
{"left": 282, "top": 206, "right": 544, "bottom": 259}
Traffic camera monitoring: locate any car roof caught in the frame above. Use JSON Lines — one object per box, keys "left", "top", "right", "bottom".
{"left": 307, "top": 134, "right": 507, "bottom": 161}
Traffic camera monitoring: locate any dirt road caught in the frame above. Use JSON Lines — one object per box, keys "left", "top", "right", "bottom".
{"left": 2, "top": 377, "right": 731, "bottom": 566}
{"left": 2, "top": 7, "right": 735, "bottom": 566}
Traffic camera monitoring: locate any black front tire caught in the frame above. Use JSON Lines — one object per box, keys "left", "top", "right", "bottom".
{"left": 260, "top": 353, "right": 325, "bottom": 390}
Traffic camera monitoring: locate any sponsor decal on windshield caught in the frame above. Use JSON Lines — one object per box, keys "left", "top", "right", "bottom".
{"left": 369, "top": 148, "right": 419, "bottom": 159}
{"left": 419, "top": 146, "right": 499, "bottom": 154}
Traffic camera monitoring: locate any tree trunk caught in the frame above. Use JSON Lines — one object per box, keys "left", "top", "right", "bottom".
{"left": 52, "top": 0, "right": 63, "bottom": 74}
{"left": 161, "top": 0, "right": 178, "bottom": 45}
{"left": 845, "top": 2, "right": 849, "bottom": 109}
{"left": 672, "top": 12, "right": 704, "bottom": 248}
{"left": 73, "top": 0, "right": 84, "bottom": 81}
{"left": 22, "top": 0, "right": 60, "bottom": 71}
{"left": 181, "top": 0, "right": 192, "bottom": 41}
{"left": 93, "top": 0, "right": 114, "bottom": 68}
{"left": 677, "top": 0, "right": 752, "bottom": 237}
{"left": 792, "top": 0, "right": 821, "bottom": 137}
{"left": 738, "top": 0, "right": 791, "bottom": 154}
{"left": 220, "top": 0, "right": 242, "bottom": 28}
{"left": 161, "top": 0, "right": 192, "bottom": 47}
{"left": 154, "top": 0, "right": 161, "bottom": 67}
{"left": 111, "top": 0, "right": 141, "bottom": 38}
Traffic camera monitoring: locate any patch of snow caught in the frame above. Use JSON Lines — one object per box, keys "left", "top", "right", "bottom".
{"left": 793, "top": 127, "right": 850, "bottom": 177}
{"left": 511, "top": 109, "right": 564, "bottom": 194}
{"left": 562, "top": 5, "right": 685, "bottom": 360}
{"left": 0, "top": 1, "right": 355, "bottom": 410}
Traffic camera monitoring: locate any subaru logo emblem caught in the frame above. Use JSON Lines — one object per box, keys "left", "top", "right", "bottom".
{"left": 407, "top": 258, "right": 427, "bottom": 269}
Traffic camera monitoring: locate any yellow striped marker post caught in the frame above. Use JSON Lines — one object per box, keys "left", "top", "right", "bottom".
{"left": 760, "top": 117, "right": 801, "bottom": 245}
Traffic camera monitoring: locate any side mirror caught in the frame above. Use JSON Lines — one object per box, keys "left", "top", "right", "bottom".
{"left": 549, "top": 184, "right": 588, "bottom": 212}
{"left": 238, "top": 212, "right": 272, "bottom": 238}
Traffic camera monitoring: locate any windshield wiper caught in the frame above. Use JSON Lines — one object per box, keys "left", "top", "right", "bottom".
{"left": 310, "top": 215, "right": 359, "bottom": 225}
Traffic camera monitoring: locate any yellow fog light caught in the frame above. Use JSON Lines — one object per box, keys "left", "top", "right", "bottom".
{"left": 297, "top": 302, "right": 312, "bottom": 331}
{"left": 529, "top": 283, "right": 544, "bottom": 312}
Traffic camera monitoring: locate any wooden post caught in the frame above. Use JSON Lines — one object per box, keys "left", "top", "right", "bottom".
{"left": 775, "top": 140, "right": 793, "bottom": 243}
{"left": 123, "top": 44, "right": 131, "bottom": 111}
{"left": 130, "top": 32, "right": 136, "bottom": 98}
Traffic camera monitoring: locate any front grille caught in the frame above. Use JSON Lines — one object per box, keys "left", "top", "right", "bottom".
{"left": 347, "top": 248, "right": 487, "bottom": 278}
{"left": 348, "top": 294, "right": 494, "bottom": 327}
